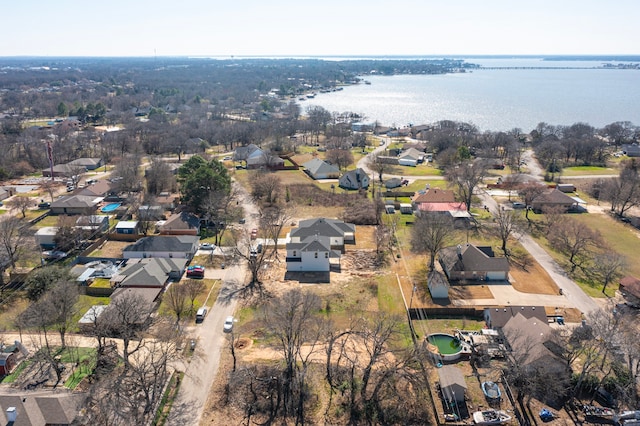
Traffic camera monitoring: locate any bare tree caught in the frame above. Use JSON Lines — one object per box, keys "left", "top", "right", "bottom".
{"left": 592, "top": 251, "right": 626, "bottom": 294}
{"left": 605, "top": 161, "right": 640, "bottom": 218}
{"left": 101, "top": 292, "right": 151, "bottom": 367}
{"left": 183, "top": 278, "right": 205, "bottom": 315}
{"left": 0, "top": 216, "right": 29, "bottom": 287}
{"left": 325, "top": 148, "right": 354, "bottom": 170}
{"left": 113, "top": 153, "right": 143, "bottom": 194}
{"left": 259, "top": 204, "right": 294, "bottom": 260}
{"left": 145, "top": 157, "right": 175, "bottom": 195}
{"left": 366, "top": 152, "right": 393, "bottom": 183}
{"left": 410, "top": 213, "right": 456, "bottom": 271}
{"left": 446, "top": 160, "right": 487, "bottom": 211}
{"left": 518, "top": 181, "right": 547, "bottom": 221}
{"left": 164, "top": 283, "right": 188, "bottom": 325}
{"left": 6, "top": 196, "right": 36, "bottom": 218}
{"left": 262, "top": 289, "right": 323, "bottom": 422}
{"left": 42, "top": 278, "right": 79, "bottom": 348}
{"left": 201, "top": 188, "right": 240, "bottom": 246}
{"left": 548, "top": 218, "right": 602, "bottom": 273}
{"left": 493, "top": 207, "right": 524, "bottom": 256}
{"left": 40, "top": 180, "right": 59, "bottom": 203}
{"left": 54, "top": 215, "right": 85, "bottom": 252}
{"left": 324, "top": 313, "right": 432, "bottom": 424}
{"left": 251, "top": 172, "right": 281, "bottom": 204}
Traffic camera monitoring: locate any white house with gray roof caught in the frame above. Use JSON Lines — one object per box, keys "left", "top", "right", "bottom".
{"left": 286, "top": 217, "right": 355, "bottom": 272}
{"left": 290, "top": 217, "right": 355, "bottom": 248}
{"left": 286, "top": 235, "right": 335, "bottom": 272}
{"left": 339, "top": 168, "right": 370, "bottom": 190}
{"left": 302, "top": 158, "right": 340, "bottom": 180}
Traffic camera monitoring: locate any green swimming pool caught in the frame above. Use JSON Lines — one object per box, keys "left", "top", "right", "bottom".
{"left": 427, "top": 333, "right": 462, "bottom": 355}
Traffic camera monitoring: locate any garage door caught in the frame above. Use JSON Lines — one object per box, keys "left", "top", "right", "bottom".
{"left": 486, "top": 271, "right": 506, "bottom": 281}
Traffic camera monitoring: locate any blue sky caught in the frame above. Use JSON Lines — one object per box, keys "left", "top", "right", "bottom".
{"left": 1, "top": 0, "right": 638, "bottom": 57}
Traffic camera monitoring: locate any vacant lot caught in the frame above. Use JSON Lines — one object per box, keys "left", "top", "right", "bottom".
{"left": 89, "top": 240, "right": 131, "bottom": 258}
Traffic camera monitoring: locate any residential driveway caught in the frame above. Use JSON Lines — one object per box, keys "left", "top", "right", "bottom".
{"left": 477, "top": 158, "right": 601, "bottom": 316}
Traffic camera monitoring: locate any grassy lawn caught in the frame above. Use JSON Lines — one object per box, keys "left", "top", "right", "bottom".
{"left": 24, "top": 209, "right": 49, "bottom": 220}
{"left": 405, "top": 179, "right": 448, "bottom": 192}
{"left": 562, "top": 165, "right": 617, "bottom": 176}
{"left": 90, "top": 278, "right": 111, "bottom": 288}
{"left": 529, "top": 214, "right": 640, "bottom": 298}
{"left": 398, "top": 165, "right": 443, "bottom": 177}
{"left": 1, "top": 360, "right": 30, "bottom": 383}
{"left": 572, "top": 213, "right": 640, "bottom": 278}
{"left": 33, "top": 215, "right": 59, "bottom": 227}
{"left": 377, "top": 274, "right": 406, "bottom": 316}
{"left": 71, "top": 295, "right": 110, "bottom": 331}
{"left": 0, "top": 296, "right": 30, "bottom": 331}
{"left": 157, "top": 279, "right": 220, "bottom": 321}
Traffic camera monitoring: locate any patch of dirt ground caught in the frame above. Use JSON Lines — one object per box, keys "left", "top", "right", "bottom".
{"left": 509, "top": 259, "right": 560, "bottom": 295}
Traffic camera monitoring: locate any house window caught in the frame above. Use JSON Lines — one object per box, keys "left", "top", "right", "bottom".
{"left": 315, "top": 252, "right": 318, "bottom": 258}
{"left": 293, "top": 251, "right": 297, "bottom": 257}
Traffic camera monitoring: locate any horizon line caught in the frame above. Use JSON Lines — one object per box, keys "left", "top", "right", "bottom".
{"left": 1, "top": 54, "right": 640, "bottom": 60}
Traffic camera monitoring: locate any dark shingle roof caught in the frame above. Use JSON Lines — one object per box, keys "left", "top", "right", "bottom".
{"left": 123, "top": 235, "right": 199, "bottom": 253}
{"left": 440, "top": 244, "right": 510, "bottom": 274}
{"left": 292, "top": 218, "right": 355, "bottom": 239}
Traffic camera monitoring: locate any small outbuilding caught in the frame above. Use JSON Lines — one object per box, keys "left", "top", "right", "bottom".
{"left": 438, "top": 365, "right": 467, "bottom": 403}
{"left": 0, "top": 352, "right": 16, "bottom": 375}
{"left": 428, "top": 271, "right": 450, "bottom": 299}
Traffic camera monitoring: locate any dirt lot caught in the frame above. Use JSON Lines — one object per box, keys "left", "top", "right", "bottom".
{"left": 88, "top": 240, "right": 131, "bottom": 258}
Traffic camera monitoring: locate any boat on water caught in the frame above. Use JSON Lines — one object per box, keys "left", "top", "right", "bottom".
{"left": 482, "top": 381, "right": 502, "bottom": 400}
{"left": 473, "top": 410, "right": 512, "bottom": 425}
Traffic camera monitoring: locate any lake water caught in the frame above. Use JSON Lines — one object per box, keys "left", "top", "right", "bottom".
{"left": 300, "top": 58, "right": 640, "bottom": 132}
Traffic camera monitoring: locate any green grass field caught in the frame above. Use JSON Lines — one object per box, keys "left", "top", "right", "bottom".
{"left": 562, "top": 166, "right": 617, "bottom": 176}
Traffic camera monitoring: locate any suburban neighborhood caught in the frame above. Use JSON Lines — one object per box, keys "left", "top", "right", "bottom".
{"left": 0, "top": 58, "right": 639, "bottom": 426}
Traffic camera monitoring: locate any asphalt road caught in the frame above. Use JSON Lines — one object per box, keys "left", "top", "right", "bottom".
{"left": 477, "top": 149, "right": 601, "bottom": 316}
{"left": 167, "top": 181, "right": 259, "bottom": 426}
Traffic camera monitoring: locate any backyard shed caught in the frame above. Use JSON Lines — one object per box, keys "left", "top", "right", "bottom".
{"left": 0, "top": 353, "right": 16, "bottom": 375}
{"left": 438, "top": 365, "right": 467, "bottom": 403}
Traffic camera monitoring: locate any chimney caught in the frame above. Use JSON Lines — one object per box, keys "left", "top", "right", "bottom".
{"left": 6, "top": 407, "right": 17, "bottom": 422}
{"left": 456, "top": 245, "right": 462, "bottom": 260}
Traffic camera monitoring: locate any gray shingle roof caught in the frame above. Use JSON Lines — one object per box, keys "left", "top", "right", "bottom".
{"left": 123, "top": 235, "right": 199, "bottom": 253}
{"left": 51, "top": 195, "right": 101, "bottom": 208}
{"left": 440, "top": 244, "right": 509, "bottom": 274}
{"left": 292, "top": 217, "right": 355, "bottom": 239}
{"left": 303, "top": 158, "right": 340, "bottom": 176}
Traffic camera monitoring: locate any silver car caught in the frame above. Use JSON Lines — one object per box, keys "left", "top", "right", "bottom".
{"left": 223, "top": 316, "right": 234, "bottom": 333}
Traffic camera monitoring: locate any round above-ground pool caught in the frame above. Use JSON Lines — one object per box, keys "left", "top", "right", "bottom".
{"left": 426, "top": 333, "right": 464, "bottom": 361}
{"left": 101, "top": 202, "right": 121, "bottom": 213}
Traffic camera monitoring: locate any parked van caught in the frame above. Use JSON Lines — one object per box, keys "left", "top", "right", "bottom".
{"left": 195, "top": 307, "right": 207, "bottom": 323}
